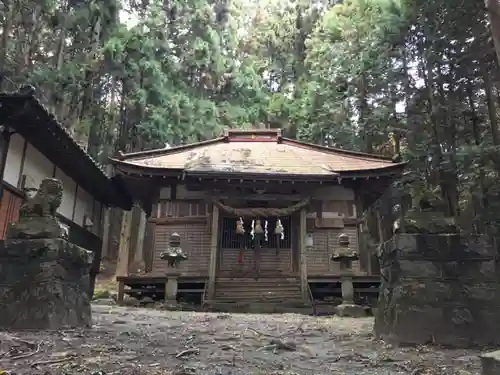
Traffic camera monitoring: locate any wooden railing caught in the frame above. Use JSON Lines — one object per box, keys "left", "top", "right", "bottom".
{"left": 202, "top": 279, "right": 209, "bottom": 305}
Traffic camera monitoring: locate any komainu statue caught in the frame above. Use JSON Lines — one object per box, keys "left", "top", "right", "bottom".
{"left": 6, "top": 178, "right": 67, "bottom": 240}
{"left": 160, "top": 233, "right": 188, "bottom": 268}
{"left": 394, "top": 190, "right": 458, "bottom": 234}
{"left": 19, "top": 178, "right": 63, "bottom": 218}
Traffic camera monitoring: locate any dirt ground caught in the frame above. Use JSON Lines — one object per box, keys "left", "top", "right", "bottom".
{"left": 0, "top": 305, "right": 484, "bottom": 375}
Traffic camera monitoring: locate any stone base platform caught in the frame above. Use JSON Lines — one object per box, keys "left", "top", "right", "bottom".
{"left": 375, "top": 234, "right": 500, "bottom": 348}
{"left": 0, "top": 238, "right": 93, "bottom": 330}
{"left": 334, "top": 303, "right": 368, "bottom": 318}
{"left": 481, "top": 350, "right": 500, "bottom": 375}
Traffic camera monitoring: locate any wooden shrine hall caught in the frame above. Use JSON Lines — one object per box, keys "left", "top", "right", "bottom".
{"left": 111, "top": 129, "right": 405, "bottom": 310}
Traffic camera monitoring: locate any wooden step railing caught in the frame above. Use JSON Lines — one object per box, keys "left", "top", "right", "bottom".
{"left": 307, "top": 282, "right": 317, "bottom": 316}
{"left": 202, "top": 279, "right": 209, "bottom": 305}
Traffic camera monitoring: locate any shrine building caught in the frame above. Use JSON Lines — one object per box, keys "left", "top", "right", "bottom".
{"left": 111, "top": 128, "right": 405, "bottom": 311}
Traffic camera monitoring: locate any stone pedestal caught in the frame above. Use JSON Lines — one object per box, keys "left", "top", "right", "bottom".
{"left": 341, "top": 277, "right": 354, "bottom": 304}
{"left": 165, "top": 275, "right": 179, "bottom": 302}
{"left": 480, "top": 350, "right": 500, "bottom": 375}
{"left": 0, "top": 239, "right": 94, "bottom": 329}
{"left": 7, "top": 216, "right": 67, "bottom": 239}
{"left": 375, "top": 234, "right": 500, "bottom": 347}
{"left": 334, "top": 277, "right": 366, "bottom": 317}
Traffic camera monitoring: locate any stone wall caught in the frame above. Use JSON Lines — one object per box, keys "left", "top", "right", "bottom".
{"left": 374, "top": 234, "right": 500, "bottom": 347}
{"left": 0, "top": 239, "right": 93, "bottom": 329}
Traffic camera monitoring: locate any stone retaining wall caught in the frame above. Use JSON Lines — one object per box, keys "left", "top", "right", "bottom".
{"left": 0, "top": 239, "right": 93, "bottom": 329}
{"left": 374, "top": 234, "right": 500, "bottom": 347}
{"left": 481, "top": 350, "right": 500, "bottom": 375}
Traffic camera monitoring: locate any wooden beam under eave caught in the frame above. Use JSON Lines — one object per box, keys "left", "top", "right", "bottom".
{"left": 206, "top": 203, "right": 220, "bottom": 301}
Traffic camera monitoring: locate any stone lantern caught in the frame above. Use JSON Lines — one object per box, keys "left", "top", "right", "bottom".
{"left": 331, "top": 233, "right": 359, "bottom": 271}
{"left": 331, "top": 233, "right": 365, "bottom": 317}
{"left": 160, "top": 232, "right": 188, "bottom": 268}
{"left": 159, "top": 232, "right": 188, "bottom": 302}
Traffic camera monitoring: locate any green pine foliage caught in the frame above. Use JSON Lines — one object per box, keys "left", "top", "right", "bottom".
{"left": 1, "top": 0, "right": 500, "bottom": 233}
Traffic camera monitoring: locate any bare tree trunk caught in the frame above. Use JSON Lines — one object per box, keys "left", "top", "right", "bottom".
{"left": 0, "top": 0, "right": 14, "bottom": 89}
{"left": 485, "top": 0, "right": 500, "bottom": 67}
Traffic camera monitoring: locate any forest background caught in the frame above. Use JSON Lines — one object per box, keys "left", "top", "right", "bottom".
{"left": 1, "top": 0, "right": 500, "bottom": 236}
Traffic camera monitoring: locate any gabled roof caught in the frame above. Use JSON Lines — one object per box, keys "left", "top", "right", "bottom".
{"left": 111, "top": 129, "right": 405, "bottom": 179}
{"left": 0, "top": 86, "right": 132, "bottom": 209}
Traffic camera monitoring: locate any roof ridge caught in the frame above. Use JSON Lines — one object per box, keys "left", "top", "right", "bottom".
{"left": 115, "top": 137, "right": 226, "bottom": 160}
{"left": 282, "top": 138, "right": 395, "bottom": 162}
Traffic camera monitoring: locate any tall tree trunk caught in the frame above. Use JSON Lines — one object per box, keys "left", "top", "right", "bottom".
{"left": 54, "top": 0, "right": 70, "bottom": 119}
{"left": 79, "top": 10, "right": 102, "bottom": 127}
{"left": 0, "top": 0, "right": 14, "bottom": 89}
{"left": 359, "top": 72, "right": 372, "bottom": 153}
{"left": 423, "top": 52, "right": 451, "bottom": 214}
{"left": 485, "top": 0, "right": 500, "bottom": 67}
{"left": 467, "top": 82, "right": 487, "bottom": 227}
{"left": 483, "top": 69, "right": 500, "bottom": 145}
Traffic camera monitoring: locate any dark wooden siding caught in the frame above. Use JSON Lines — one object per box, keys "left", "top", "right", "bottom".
{"left": 0, "top": 185, "right": 23, "bottom": 239}
{"left": 306, "top": 225, "right": 363, "bottom": 276}
{"left": 153, "top": 223, "right": 211, "bottom": 276}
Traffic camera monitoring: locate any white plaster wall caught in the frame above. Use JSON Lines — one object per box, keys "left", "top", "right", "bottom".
{"left": 4, "top": 134, "right": 25, "bottom": 187}
{"left": 93, "top": 201, "right": 102, "bottom": 236}
{"left": 3, "top": 135, "right": 106, "bottom": 237}
{"left": 22, "top": 143, "right": 54, "bottom": 190}
{"left": 55, "top": 168, "right": 77, "bottom": 220}
{"left": 75, "top": 187, "right": 93, "bottom": 227}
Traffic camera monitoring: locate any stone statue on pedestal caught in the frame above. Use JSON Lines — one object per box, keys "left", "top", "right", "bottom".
{"left": 6, "top": 178, "right": 68, "bottom": 240}
{"left": 0, "top": 178, "right": 94, "bottom": 330}
{"left": 394, "top": 190, "right": 458, "bottom": 235}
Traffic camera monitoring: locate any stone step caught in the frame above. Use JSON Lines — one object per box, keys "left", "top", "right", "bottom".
{"left": 205, "top": 301, "right": 312, "bottom": 314}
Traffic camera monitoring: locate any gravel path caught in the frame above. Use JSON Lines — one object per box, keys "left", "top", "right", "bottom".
{"left": 0, "top": 304, "right": 483, "bottom": 374}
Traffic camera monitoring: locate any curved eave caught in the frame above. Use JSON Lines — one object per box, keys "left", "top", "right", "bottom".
{"left": 111, "top": 158, "right": 407, "bottom": 181}
{"left": 110, "top": 158, "right": 185, "bottom": 177}
{"left": 334, "top": 161, "right": 407, "bottom": 178}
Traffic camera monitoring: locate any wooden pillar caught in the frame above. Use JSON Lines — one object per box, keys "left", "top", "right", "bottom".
{"left": 101, "top": 164, "right": 114, "bottom": 259}
{"left": 299, "top": 207, "right": 308, "bottom": 301}
{"left": 101, "top": 206, "right": 111, "bottom": 259}
{"left": 117, "top": 280, "right": 125, "bottom": 303}
{"left": 115, "top": 209, "right": 133, "bottom": 279}
{"left": 144, "top": 221, "right": 155, "bottom": 272}
{"left": 130, "top": 208, "right": 147, "bottom": 273}
{"left": 0, "top": 128, "right": 11, "bottom": 200}
{"left": 207, "top": 204, "right": 219, "bottom": 301}
{"left": 116, "top": 209, "right": 133, "bottom": 303}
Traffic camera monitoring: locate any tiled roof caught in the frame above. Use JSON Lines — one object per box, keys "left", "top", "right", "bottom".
{"left": 112, "top": 129, "right": 404, "bottom": 177}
